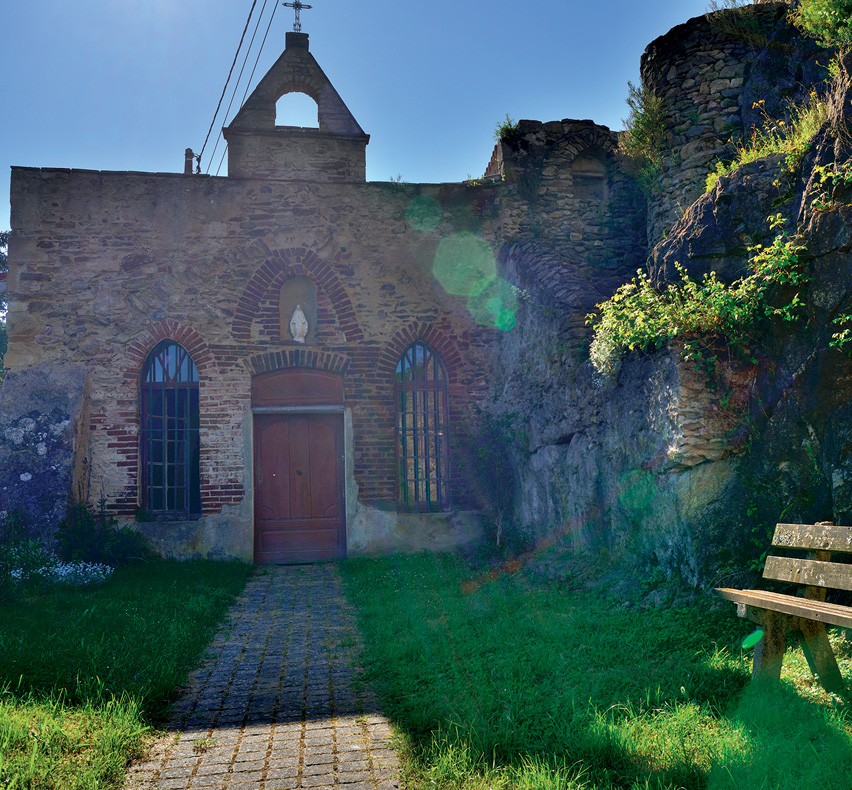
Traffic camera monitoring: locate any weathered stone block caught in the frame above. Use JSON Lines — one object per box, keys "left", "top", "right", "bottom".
{"left": 0, "top": 364, "right": 89, "bottom": 544}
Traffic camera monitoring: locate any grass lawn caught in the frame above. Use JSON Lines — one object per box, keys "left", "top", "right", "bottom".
{"left": 0, "top": 560, "right": 254, "bottom": 789}
{"left": 341, "top": 553, "right": 852, "bottom": 790}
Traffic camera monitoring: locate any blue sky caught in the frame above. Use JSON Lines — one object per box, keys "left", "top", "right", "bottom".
{"left": 1, "top": 0, "right": 711, "bottom": 232}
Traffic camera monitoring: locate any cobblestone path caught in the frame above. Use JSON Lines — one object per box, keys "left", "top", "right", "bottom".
{"left": 126, "top": 564, "right": 401, "bottom": 790}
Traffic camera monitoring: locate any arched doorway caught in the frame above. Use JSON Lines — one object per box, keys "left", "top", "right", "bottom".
{"left": 252, "top": 368, "right": 345, "bottom": 563}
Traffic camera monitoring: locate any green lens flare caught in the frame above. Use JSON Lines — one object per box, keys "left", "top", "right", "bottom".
{"left": 466, "top": 276, "right": 518, "bottom": 330}
{"left": 741, "top": 629, "right": 764, "bottom": 650}
{"left": 406, "top": 194, "right": 443, "bottom": 233}
{"left": 433, "top": 232, "right": 497, "bottom": 298}
{"left": 495, "top": 309, "right": 516, "bottom": 331}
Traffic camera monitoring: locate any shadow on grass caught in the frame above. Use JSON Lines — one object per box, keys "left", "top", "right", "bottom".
{"left": 340, "top": 554, "right": 852, "bottom": 790}
{"left": 0, "top": 559, "right": 254, "bottom": 722}
{"left": 708, "top": 679, "right": 852, "bottom": 790}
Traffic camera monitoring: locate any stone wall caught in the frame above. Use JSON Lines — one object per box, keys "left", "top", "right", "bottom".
{"left": 225, "top": 131, "right": 368, "bottom": 182}
{"left": 6, "top": 168, "right": 517, "bottom": 557}
{"left": 489, "top": 120, "right": 647, "bottom": 275}
{"left": 642, "top": 3, "right": 828, "bottom": 245}
{"left": 3, "top": 111, "right": 647, "bottom": 559}
{"left": 482, "top": 52, "right": 852, "bottom": 587}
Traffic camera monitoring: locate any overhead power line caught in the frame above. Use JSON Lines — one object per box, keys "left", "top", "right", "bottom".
{"left": 208, "top": 0, "right": 275, "bottom": 175}
{"left": 198, "top": 0, "right": 260, "bottom": 166}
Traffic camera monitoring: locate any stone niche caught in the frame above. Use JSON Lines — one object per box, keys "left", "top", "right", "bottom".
{"left": 572, "top": 150, "right": 608, "bottom": 202}
{"left": 279, "top": 276, "right": 319, "bottom": 344}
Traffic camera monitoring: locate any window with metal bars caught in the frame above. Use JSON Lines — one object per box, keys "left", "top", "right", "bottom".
{"left": 140, "top": 341, "right": 201, "bottom": 520}
{"left": 395, "top": 341, "right": 450, "bottom": 513}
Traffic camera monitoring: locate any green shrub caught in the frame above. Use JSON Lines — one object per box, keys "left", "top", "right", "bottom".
{"left": 794, "top": 0, "right": 852, "bottom": 49}
{"left": 55, "top": 502, "right": 156, "bottom": 567}
{"left": 587, "top": 214, "right": 808, "bottom": 380}
{"left": 493, "top": 114, "right": 519, "bottom": 143}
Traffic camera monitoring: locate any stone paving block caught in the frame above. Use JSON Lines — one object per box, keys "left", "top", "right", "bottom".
{"left": 265, "top": 765, "right": 301, "bottom": 779}
{"left": 189, "top": 774, "right": 227, "bottom": 788}
{"left": 337, "top": 757, "right": 369, "bottom": 769}
{"left": 303, "top": 753, "right": 335, "bottom": 766}
{"left": 152, "top": 779, "right": 191, "bottom": 790}
{"left": 159, "top": 767, "right": 196, "bottom": 780}
{"left": 238, "top": 742, "right": 268, "bottom": 755}
{"left": 338, "top": 771, "right": 372, "bottom": 783}
{"left": 262, "top": 779, "right": 300, "bottom": 790}
{"left": 230, "top": 770, "right": 265, "bottom": 784}
{"left": 302, "top": 775, "right": 337, "bottom": 787}
{"left": 196, "top": 763, "right": 230, "bottom": 777}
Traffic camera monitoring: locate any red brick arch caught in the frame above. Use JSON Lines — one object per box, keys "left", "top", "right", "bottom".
{"left": 231, "top": 247, "right": 363, "bottom": 347}
{"left": 244, "top": 348, "right": 350, "bottom": 377}
{"left": 125, "top": 320, "right": 215, "bottom": 380}
{"left": 377, "top": 323, "right": 463, "bottom": 385}
{"left": 101, "top": 320, "right": 220, "bottom": 519}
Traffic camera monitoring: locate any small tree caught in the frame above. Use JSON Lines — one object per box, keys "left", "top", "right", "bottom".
{"left": 619, "top": 81, "right": 667, "bottom": 192}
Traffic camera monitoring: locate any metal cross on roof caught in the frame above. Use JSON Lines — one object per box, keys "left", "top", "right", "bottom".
{"left": 283, "top": 1, "right": 313, "bottom": 32}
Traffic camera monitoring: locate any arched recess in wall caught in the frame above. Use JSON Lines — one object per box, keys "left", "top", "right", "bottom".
{"left": 280, "top": 276, "right": 318, "bottom": 343}
{"left": 572, "top": 147, "right": 609, "bottom": 202}
{"left": 232, "top": 248, "right": 364, "bottom": 346}
{"left": 276, "top": 91, "right": 319, "bottom": 128}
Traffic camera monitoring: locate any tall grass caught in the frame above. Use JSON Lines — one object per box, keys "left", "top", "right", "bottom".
{"left": 705, "top": 92, "right": 829, "bottom": 191}
{"left": 341, "top": 553, "right": 852, "bottom": 790}
{"left": 0, "top": 560, "right": 253, "bottom": 789}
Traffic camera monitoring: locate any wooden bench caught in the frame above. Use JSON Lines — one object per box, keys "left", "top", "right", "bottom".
{"left": 716, "top": 522, "right": 852, "bottom": 695}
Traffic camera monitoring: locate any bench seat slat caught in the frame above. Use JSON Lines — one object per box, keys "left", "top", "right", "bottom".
{"left": 773, "top": 523, "right": 852, "bottom": 554}
{"left": 762, "top": 555, "right": 852, "bottom": 591}
{"left": 716, "top": 587, "right": 852, "bottom": 629}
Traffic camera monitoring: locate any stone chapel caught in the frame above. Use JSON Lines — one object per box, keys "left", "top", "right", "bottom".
{"left": 1, "top": 29, "right": 644, "bottom": 562}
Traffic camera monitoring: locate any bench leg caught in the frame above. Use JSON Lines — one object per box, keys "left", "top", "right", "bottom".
{"left": 798, "top": 621, "right": 847, "bottom": 695}
{"left": 752, "top": 611, "right": 785, "bottom": 683}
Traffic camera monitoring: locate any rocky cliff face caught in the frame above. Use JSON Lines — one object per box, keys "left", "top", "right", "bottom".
{"left": 482, "top": 50, "right": 852, "bottom": 589}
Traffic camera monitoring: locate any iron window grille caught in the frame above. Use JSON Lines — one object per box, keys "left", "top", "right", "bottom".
{"left": 140, "top": 341, "right": 201, "bottom": 520}
{"left": 395, "top": 341, "right": 450, "bottom": 512}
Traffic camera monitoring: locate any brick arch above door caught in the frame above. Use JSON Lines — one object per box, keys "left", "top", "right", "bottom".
{"left": 232, "top": 247, "right": 364, "bottom": 346}
{"left": 244, "top": 348, "right": 351, "bottom": 378}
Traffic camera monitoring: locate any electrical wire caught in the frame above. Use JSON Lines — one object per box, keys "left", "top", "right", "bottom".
{"left": 239, "top": 2, "right": 280, "bottom": 109}
{"left": 198, "top": 0, "right": 259, "bottom": 167}
{"left": 207, "top": 0, "right": 275, "bottom": 175}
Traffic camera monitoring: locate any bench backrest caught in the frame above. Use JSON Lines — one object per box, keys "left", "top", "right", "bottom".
{"left": 764, "top": 522, "right": 852, "bottom": 596}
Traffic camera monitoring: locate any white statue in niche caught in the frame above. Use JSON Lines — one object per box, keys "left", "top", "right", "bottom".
{"left": 289, "top": 304, "right": 309, "bottom": 343}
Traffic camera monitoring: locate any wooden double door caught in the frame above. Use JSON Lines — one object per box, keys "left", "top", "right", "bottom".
{"left": 253, "top": 411, "right": 345, "bottom": 564}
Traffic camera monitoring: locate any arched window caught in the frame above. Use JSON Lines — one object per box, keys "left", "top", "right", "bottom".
{"left": 140, "top": 341, "right": 201, "bottom": 520}
{"left": 395, "top": 341, "right": 450, "bottom": 512}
